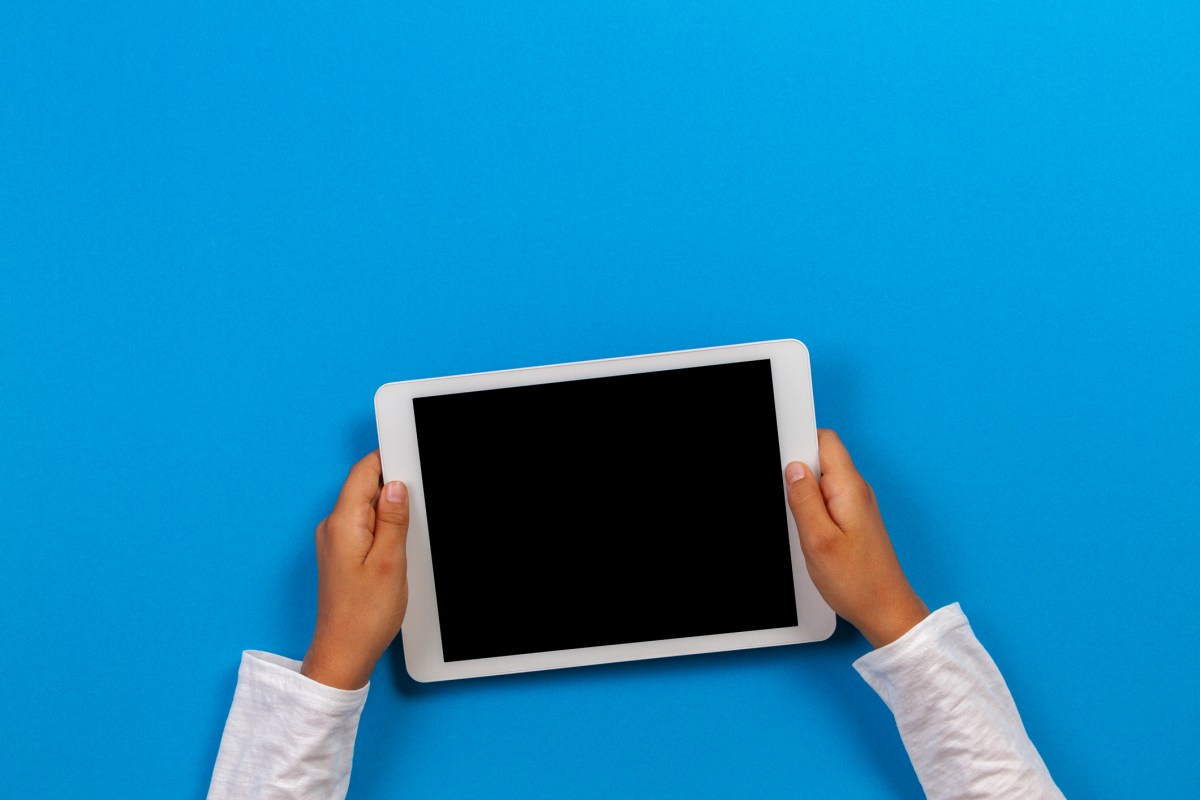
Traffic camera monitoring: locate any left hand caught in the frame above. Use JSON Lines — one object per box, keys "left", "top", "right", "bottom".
{"left": 301, "top": 451, "right": 410, "bottom": 690}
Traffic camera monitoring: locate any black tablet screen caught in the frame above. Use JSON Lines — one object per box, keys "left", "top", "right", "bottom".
{"left": 413, "top": 358, "right": 799, "bottom": 662}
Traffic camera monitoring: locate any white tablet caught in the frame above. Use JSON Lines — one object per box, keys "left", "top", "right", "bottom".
{"left": 375, "top": 339, "right": 834, "bottom": 682}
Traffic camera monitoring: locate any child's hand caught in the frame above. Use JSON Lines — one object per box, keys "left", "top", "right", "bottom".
{"left": 301, "top": 451, "right": 410, "bottom": 690}
{"left": 785, "top": 430, "right": 929, "bottom": 648}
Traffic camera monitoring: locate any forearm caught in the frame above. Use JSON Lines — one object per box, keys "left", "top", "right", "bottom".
{"left": 854, "top": 604, "right": 1065, "bottom": 800}
{"left": 208, "top": 651, "right": 368, "bottom": 800}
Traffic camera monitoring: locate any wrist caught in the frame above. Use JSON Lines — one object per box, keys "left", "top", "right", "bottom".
{"left": 856, "top": 591, "right": 930, "bottom": 649}
{"left": 301, "top": 640, "right": 375, "bottom": 690}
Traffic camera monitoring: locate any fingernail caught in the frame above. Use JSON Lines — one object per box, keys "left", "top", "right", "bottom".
{"left": 785, "top": 462, "right": 806, "bottom": 485}
{"left": 385, "top": 481, "right": 407, "bottom": 503}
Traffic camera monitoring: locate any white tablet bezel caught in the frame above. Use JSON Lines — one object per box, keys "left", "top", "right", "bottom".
{"left": 375, "top": 339, "right": 833, "bottom": 682}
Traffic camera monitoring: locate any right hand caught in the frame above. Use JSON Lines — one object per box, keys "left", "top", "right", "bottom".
{"left": 785, "top": 429, "right": 929, "bottom": 649}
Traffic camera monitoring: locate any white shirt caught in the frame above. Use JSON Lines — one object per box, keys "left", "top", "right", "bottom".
{"left": 208, "top": 604, "right": 1065, "bottom": 799}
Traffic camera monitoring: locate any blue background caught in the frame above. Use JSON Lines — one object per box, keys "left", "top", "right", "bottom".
{"left": 2, "top": 1, "right": 1197, "bottom": 797}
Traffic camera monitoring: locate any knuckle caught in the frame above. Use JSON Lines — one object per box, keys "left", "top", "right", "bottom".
{"left": 378, "top": 505, "right": 410, "bottom": 529}
{"left": 788, "top": 473, "right": 819, "bottom": 501}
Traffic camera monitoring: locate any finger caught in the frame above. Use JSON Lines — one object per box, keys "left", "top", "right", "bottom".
{"left": 332, "top": 451, "right": 384, "bottom": 521}
{"left": 785, "top": 461, "right": 842, "bottom": 552}
{"left": 370, "top": 481, "right": 410, "bottom": 563}
{"left": 815, "top": 429, "right": 877, "bottom": 524}
{"left": 816, "top": 429, "right": 864, "bottom": 483}
{"left": 314, "top": 518, "right": 329, "bottom": 554}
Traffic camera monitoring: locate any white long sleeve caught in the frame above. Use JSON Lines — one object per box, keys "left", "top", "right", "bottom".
{"left": 207, "top": 650, "right": 368, "bottom": 800}
{"left": 854, "top": 603, "right": 1065, "bottom": 799}
{"left": 208, "top": 606, "right": 1061, "bottom": 799}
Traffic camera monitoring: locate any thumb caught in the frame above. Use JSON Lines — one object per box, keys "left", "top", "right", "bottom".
{"left": 372, "top": 481, "right": 410, "bottom": 557}
{"left": 785, "top": 462, "right": 840, "bottom": 551}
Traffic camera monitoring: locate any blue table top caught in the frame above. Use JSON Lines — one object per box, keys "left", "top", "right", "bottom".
{"left": 3, "top": 2, "right": 1198, "bottom": 797}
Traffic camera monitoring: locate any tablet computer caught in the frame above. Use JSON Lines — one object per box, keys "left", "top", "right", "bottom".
{"left": 375, "top": 339, "right": 834, "bottom": 682}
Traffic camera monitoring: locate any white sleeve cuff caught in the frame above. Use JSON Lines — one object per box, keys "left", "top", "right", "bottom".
{"left": 852, "top": 602, "right": 969, "bottom": 708}
{"left": 238, "top": 650, "right": 370, "bottom": 712}
{"left": 207, "top": 650, "right": 370, "bottom": 800}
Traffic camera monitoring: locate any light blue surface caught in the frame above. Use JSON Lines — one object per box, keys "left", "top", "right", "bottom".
{"left": 2, "top": 2, "right": 1198, "bottom": 797}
